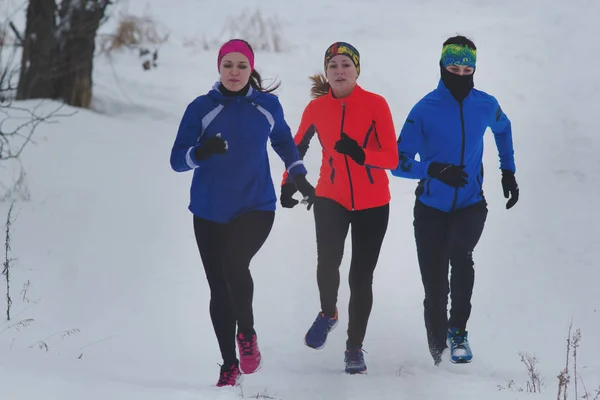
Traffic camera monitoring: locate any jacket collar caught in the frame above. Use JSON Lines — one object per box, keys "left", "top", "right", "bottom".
{"left": 436, "top": 78, "right": 453, "bottom": 98}
{"left": 326, "top": 83, "right": 365, "bottom": 103}
{"left": 207, "top": 80, "right": 260, "bottom": 104}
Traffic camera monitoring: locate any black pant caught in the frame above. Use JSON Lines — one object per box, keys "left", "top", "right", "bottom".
{"left": 193, "top": 211, "right": 274, "bottom": 365}
{"left": 413, "top": 199, "right": 488, "bottom": 358}
{"left": 314, "top": 196, "right": 389, "bottom": 350}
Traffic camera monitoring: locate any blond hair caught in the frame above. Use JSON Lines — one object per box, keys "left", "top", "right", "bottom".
{"left": 309, "top": 72, "right": 330, "bottom": 99}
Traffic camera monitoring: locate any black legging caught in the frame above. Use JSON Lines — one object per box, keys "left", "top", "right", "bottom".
{"left": 413, "top": 199, "right": 488, "bottom": 358}
{"left": 313, "top": 196, "right": 389, "bottom": 350}
{"left": 193, "top": 210, "right": 274, "bottom": 365}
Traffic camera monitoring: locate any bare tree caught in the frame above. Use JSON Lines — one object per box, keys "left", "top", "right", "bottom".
{"left": 15, "top": 0, "right": 58, "bottom": 101}
{"left": 17, "top": 0, "right": 113, "bottom": 109}
{"left": 0, "top": 16, "right": 72, "bottom": 199}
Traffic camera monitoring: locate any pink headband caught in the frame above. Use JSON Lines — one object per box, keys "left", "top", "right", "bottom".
{"left": 217, "top": 39, "right": 255, "bottom": 71}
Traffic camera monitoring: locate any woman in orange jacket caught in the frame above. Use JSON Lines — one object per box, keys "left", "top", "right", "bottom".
{"left": 280, "top": 41, "right": 399, "bottom": 374}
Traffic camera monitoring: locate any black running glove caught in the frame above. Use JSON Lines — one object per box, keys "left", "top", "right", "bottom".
{"left": 501, "top": 169, "right": 519, "bottom": 209}
{"left": 280, "top": 174, "right": 315, "bottom": 210}
{"left": 428, "top": 162, "right": 468, "bottom": 188}
{"left": 334, "top": 133, "right": 365, "bottom": 165}
{"left": 195, "top": 134, "right": 228, "bottom": 161}
{"left": 294, "top": 174, "right": 316, "bottom": 210}
{"left": 280, "top": 182, "right": 299, "bottom": 208}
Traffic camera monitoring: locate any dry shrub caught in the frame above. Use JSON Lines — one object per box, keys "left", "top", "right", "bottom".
{"left": 184, "top": 9, "right": 286, "bottom": 53}
{"left": 519, "top": 352, "right": 543, "bottom": 393}
{"left": 99, "top": 14, "right": 168, "bottom": 53}
{"left": 98, "top": 13, "right": 168, "bottom": 71}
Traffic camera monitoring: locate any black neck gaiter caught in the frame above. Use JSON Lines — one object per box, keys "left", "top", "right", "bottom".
{"left": 218, "top": 82, "right": 250, "bottom": 97}
{"left": 440, "top": 65, "right": 474, "bottom": 102}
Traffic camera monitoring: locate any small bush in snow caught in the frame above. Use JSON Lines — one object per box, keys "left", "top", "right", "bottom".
{"left": 519, "top": 351, "right": 543, "bottom": 393}
{"left": 28, "top": 328, "right": 81, "bottom": 352}
{"left": 98, "top": 13, "right": 168, "bottom": 71}
{"left": 497, "top": 380, "right": 524, "bottom": 392}
{"left": 186, "top": 9, "right": 286, "bottom": 53}
{"left": 99, "top": 14, "right": 168, "bottom": 52}
{"left": 250, "top": 389, "right": 278, "bottom": 399}
{"left": 556, "top": 322, "right": 600, "bottom": 400}
{"left": 2, "top": 200, "right": 15, "bottom": 320}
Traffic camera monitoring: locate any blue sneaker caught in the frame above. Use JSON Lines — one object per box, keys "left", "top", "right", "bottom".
{"left": 344, "top": 347, "right": 367, "bottom": 374}
{"left": 447, "top": 327, "right": 473, "bottom": 363}
{"left": 304, "top": 309, "right": 338, "bottom": 349}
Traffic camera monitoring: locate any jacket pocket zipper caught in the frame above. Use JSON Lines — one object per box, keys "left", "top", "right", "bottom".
{"left": 329, "top": 155, "right": 335, "bottom": 184}
{"left": 366, "top": 168, "right": 374, "bottom": 184}
{"left": 362, "top": 122, "right": 376, "bottom": 184}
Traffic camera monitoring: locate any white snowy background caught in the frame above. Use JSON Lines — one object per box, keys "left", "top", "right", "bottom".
{"left": 0, "top": 0, "right": 598, "bottom": 399}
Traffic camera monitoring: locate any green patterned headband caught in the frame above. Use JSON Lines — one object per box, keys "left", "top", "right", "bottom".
{"left": 441, "top": 44, "right": 476, "bottom": 68}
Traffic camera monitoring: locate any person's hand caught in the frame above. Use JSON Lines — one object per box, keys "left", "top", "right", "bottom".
{"left": 334, "top": 133, "right": 365, "bottom": 165}
{"left": 280, "top": 182, "right": 299, "bottom": 208}
{"left": 427, "top": 162, "right": 468, "bottom": 188}
{"left": 195, "top": 133, "right": 228, "bottom": 160}
{"left": 501, "top": 169, "right": 519, "bottom": 209}
{"left": 294, "top": 174, "right": 316, "bottom": 210}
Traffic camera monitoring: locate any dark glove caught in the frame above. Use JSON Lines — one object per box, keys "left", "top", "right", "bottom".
{"left": 501, "top": 169, "right": 519, "bottom": 209}
{"left": 194, "top": 133, "right": 228, "bottom": 160}
{"left": 294, "top": 174, "right": 316, "bottom": 210}
{"left": 280, "top": 182, "right": 299, "bottom": 208}
{"left": 427, "top": 162, "right": 468, "bottom": 188}
{"left": 334, "top": 133, "right": 365, "bottom": 165}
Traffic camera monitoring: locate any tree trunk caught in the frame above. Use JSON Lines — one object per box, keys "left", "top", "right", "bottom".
{"left": 16, "top": 0, "right": 58, "bottom": 101}
{"left": 55, "top": 0, "right": 110, "bottom": 109}
{"left": 16, "top": 0, "right": 111, "bottom": 109}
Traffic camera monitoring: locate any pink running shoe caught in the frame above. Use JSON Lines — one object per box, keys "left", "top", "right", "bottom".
{"left": 216, "top": 363, "right": 243, "bottom": 387}
{"left": 236, "top": 332, "right": 262, "bottom": 374}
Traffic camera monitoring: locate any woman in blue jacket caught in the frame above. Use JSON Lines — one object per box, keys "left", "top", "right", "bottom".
{"left": 391, "top": 35, "right": 519, "bottom": 365}
{"left": 170, "top": 39, "right": 315, "bottom": 387}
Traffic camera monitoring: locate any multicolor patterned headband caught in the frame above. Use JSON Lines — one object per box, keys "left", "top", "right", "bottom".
{"left": 324, "top": 42, "right": 360, "bottom": 75}
{"left": 441, "top": 44, "right": 476, "bottom": 68}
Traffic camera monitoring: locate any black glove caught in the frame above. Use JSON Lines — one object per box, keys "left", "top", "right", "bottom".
{"left": 428, "top": 162, "right": 468, "bottom": 188}
{"left": 280, "top": 182, "right": 299, "bottom": 208}
{"left": 334, "top": 133, "right": 365, "bottom": 165}
{"left": 501, "top": 169, "right": 519, "bottom": 209}
{"left": 195, "top": 134, "right": 228, "bottom": 160}
{"left": 294, "top": 174, "right": 316, "bottom": 210}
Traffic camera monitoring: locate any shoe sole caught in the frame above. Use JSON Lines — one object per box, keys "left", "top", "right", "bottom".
{"left": 345, "top": 367, "right": 367, "bottom": 375}
{"left": 450, "top": 357, "right": 472, "bottom": 364}
{"left": 304, "top": 319, "right": 339, "bottom": 350}
{"left": 239, "top": 355, "right": 262, "bottom": 374}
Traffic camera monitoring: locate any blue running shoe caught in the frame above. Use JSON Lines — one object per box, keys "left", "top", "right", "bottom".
{"left": 304, "top": 309, "right": 338, "bottom": 349}
{"left": 447, "top": 327, "right": 473, "bottom": 363}
{"left": 344, "top": 347, "right": 367, "bottom": 374}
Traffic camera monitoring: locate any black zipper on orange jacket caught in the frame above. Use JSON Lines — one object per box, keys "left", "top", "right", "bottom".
{"left": 340, "top": 102, "right": 355, "bottom": 210}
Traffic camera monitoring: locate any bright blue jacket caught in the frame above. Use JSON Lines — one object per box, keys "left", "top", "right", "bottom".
{"left": 391, "top": 79, "right": 516, "bottom": 212}
{"left": 170, "top": 82, "right": 307, "bottom": 223}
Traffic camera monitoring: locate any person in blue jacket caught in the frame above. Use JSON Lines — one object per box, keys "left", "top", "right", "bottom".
{"left": 391, "top": 35, "right": 519, "bottom": 365}
{"left": 170, "top": 38, "right": 315, "bottom": 387}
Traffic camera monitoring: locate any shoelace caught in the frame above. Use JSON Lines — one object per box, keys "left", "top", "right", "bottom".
{"left": 449, "top": 334, "right": 466, "bottom": 348}
{"left": 310, "top": 313, "right": 327, "bottom": 329}
{"left": 346, "top": 348, "right": 368, "bottom": 364}
{"left": 311, "top": 312, "right": 335, "bottom": 330}
{"left": 217, "top": 365, "right": 238, "bottom": 385}
{"left": 238, "top": 335, "right": 255, "bottom": 356}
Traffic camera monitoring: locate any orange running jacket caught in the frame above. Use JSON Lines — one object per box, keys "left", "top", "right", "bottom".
{"left": 283, "top": 84, "right": 399, "bottom": 211}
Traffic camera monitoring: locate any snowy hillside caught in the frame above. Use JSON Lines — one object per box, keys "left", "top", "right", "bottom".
{"left": 0, "top": 0, "right": 599, "bottom": 399}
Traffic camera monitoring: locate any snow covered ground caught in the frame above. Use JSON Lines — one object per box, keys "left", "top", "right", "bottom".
{"left": 0, "top": 0, "right": 599, "bottom": 399}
